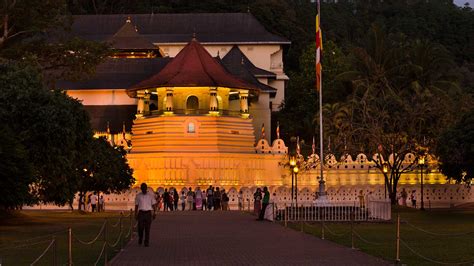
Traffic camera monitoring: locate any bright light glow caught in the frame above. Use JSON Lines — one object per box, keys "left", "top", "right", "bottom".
{"left": 293, "top": 166, "right": 299, "bottom": 173}
{"left": 289, "top": 157, "right": 296, "bottom": 167}
{"left": 382, "top": 163, "right": 388, "bottom": 174}
{"left": 418, "top": 157, "right": 425, "bottom": 165}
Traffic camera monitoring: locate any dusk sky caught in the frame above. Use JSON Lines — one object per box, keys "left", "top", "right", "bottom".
{"left": 454, "top": 0, "right": 474, "bottom": 6}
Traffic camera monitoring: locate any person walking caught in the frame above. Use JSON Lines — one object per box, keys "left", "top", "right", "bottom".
{"left": 221, "top": 189, "right": 229, "bottom": 210}
{"left": 258, "top": 187, "right": 270, "bottom": 220}
{"left": 401, "top": 188, "right": 408, "bottom": 206}
{"left": 163, "top": 189, "right": 169, "bottom": 212}
{"left": 214, "top": 187, "right": 221, "bottom": 210}
{"left": 411, "top": 190, "right": 417, "bottom": 208}
{"left": 135, "top": 183, "right": 157, "bottom": 247}
{"left": 207, "top": 186, "right": 214, "bottom": 210}
{"left": 90, "top": 192, "right": 98, "bottom": 212}
{"left": 173, "top": 188, "right": 179, "bottom": 211}
{"left": 254, "top": 188, "right": 262, "bottom": 216}
{"left": 99, "top": 195, "right": 105, "bottom": 212}
{"left": 195, "top": 187, "right": 203, "bottom": 210}
{"left": 238, "top": 190, "right": 244, "bottom": 211}
{"left": 180, "top": 191, "right": 186, "bottom": 211}
{"left": 186, "top": 188, "right": 194, "bottom": 211}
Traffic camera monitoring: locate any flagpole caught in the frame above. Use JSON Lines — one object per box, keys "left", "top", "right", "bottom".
{"left": 317, "top": 0, "right": 326, "bottom": 200}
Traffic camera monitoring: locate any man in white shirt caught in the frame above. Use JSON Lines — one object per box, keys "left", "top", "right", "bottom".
{"left": 90, "top": 192, "right": 98, "bottom": 212}
{"left": 135, "top": 183, "right": 157, "bottom": 247}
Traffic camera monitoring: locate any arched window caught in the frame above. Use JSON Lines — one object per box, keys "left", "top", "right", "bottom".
{"left": 186, "top": 96, "right": 199, "bottom": 110}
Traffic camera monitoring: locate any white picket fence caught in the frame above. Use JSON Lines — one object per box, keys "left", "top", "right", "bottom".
{"left": 273, "top": 200, "right": 391, "bottom": 222}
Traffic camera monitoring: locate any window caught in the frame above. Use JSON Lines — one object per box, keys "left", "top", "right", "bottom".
{"left": 187, "top": 122, "right": 195, "bottom": 133}
{"left": 186, "top": 96, "right": 199, "bottom": 110}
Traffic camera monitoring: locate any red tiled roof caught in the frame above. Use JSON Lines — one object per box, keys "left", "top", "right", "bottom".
{"left": 131, "top": 38, "right": 260, "bottom": 91}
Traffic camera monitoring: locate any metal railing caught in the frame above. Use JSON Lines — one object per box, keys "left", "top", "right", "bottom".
{"left": 275, "top": 200, "right": 391, "bottom": 222}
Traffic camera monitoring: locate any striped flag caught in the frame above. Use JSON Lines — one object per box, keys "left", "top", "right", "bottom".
{"left": 261, "top": 123, "right": 265, "bottom": 140}
{"left": 276, "top": 121, "right": 280, "bottom": 139}
{"left": 316, "top": 0, "right": 322, "bottom": 92}
{"left": 312, "top": 136, "right": 316, "bottom": 155}
{"left": 122, "top": 122, "right": 126, "bottom": 139}
{"left": 296, "top": 136, "right": 301, "bottom": 155}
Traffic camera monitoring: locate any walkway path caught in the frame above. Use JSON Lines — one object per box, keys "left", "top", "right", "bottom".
{"left": 112, "top": 211, "right": 388, "bottom": 266}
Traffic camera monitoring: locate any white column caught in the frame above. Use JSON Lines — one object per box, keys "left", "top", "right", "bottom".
{"left": 239, "top": 90, "right": 249, "bottom": 118}
{"left": 209, "top": 87, "right": 218, "bottom": 112}
{"left": 136, "top": 91, "right": 145, "bottom": 118}
{"left": 165, "top": 88, "right": 174, "bottom": 112}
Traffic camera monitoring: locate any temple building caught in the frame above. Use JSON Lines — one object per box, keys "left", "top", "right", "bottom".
{"left": 56, "top": 13, "right": 472, "bottom": 208}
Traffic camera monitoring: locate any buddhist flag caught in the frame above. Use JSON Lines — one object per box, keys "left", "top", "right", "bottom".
{"left": 122, "top": 122, "right": 126, "bottom": 140}
{"left": 312, "top": 136, "right": 316, "bottom": 155}
{"left": 261, "top": 123, "right": 265, "bottom": 140}
{"left": 296, "top": 136, "right": 301, "bottom": 155}
{"left": 276, "top": 121, "right": 280, "bottom": 139}
{"left": 316, "top": 0, "right": 322, "bottom": 92}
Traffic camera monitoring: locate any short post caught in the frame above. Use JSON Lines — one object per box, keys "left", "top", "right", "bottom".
{"left": 248, "top": 199, "right": 250, "bottom": 212}
{"left": 68, "top": 227, "right": 72, "bottom": 266}
{"left": 119, "top": 214, "right": 123, "bottom": 251}
{"left": 351, "top": 211, "right": 355, "bottom": 249}
{"left": 321, "top": 207, "right": 325, "bottom": 240}
{"left": 130, "top": 209, "right": 133, "bottom": 240}
{"left": 284, "top": 203, "right": 288, "bottom": 227}
{"left": 52, "top": 235, "right": 57, "bottom": 266}
{"left": 104, "top": 218, "right": 108, "bottom": 265}
{"left": 396, "top": 213, "right": 400, "bottom": 264}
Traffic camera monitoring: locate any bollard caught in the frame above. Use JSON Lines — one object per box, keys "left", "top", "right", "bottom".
{"left": 321, "top": 208, "right": 325, "bottom": 240}
{"left": 104, "top": 218, "right": 108, "bottom": 265}
{"left": 68, "top": 227, "right": 72, "bottom": 266}
{"left": 130, "top": 209, "right": 133, "bottom": 240}
{"left": 396, "top": 213, "right": 400, "bottom": 264}
{"left": 119, "top": 214, "right": 123, "bottom": 251}
{"left": 52, "top": 235, "right": 57, "bottom": 266}
{"left": 284, "top": 203, "right": 288, "bottom": 227}
{"left": 351, "top": 211, "right": 355, "bottom": 249}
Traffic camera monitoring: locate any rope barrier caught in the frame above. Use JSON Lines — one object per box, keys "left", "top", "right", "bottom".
{"left": 403, "top": 221, "right": 474, "bottom": 237}
{"left": 323, "top": 223, "right": 350, "bottom": 237}
{"left": 72, "top": 221, "right": 106, "bottom": 245}
{"left": 107, "top": 229, "right": 123, "bottom": 248}
{"left": 93, "top": 242, "right": 107, "bottom": 266}
{"left": 30, "top": 239, "right": 55, "bottom": 266}
{"left": 108, "top": 217, "right": 122, "bottom": 228}
{"left": 10, "top": 230, "right": 67, "bottom": 244}
{"left": 0, "top": 239, "right": 52, "bottom": 252}
{"left": 400, "top": 239, "right": 474, "bottom": 265}
{"left": 352, "top": 230, "right": 387, "bottom": 246}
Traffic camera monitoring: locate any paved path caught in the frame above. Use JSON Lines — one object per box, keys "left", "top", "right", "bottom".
{"left": 112, "top": 211, "right": 388, "bottom": 266}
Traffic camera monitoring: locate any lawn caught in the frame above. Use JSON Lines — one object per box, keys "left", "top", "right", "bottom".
{"left": 286, "top": 207, "right": 474, "bottom": 265}
{"left": 0, "top": 210, "right": 134, "bottom": 266}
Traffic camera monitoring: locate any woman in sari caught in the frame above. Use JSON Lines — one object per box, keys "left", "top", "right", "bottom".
{"left": 195, "top": 187, "right": 203, "bottom": 210}
{"left": 254, "top": 188, "right": 262, "bottom": 216}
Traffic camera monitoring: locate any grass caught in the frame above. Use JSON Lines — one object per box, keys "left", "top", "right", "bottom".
{"left": 0, "top": 210, "right": 134, "bottom": 266}
{"left": 285, "top": 207, "right": 474, "bottom": 265}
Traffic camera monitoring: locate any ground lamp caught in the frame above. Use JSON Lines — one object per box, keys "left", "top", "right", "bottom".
{"left": 293, "top": 165, "right": 299, "bottom": 207}
{"left": 382, "top": 162, "right": 389, "bottom": 199}
{"left": 418, "top": 156, "right": 426, "bottom": 211}
{"left": 289, "top": 156, "right": 296, "bottom": 204}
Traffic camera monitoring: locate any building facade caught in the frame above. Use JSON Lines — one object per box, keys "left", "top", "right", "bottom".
{"left": 57, "top": 13, "right": 473, "bottom": 208}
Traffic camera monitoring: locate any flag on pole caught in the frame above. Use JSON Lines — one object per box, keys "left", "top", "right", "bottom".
{"left": 316, "top": 0, "right": 322, "bottom": 92}
{"left": 276, "top": 121, "right": 280, "bottom": 139}
{"left": 296, "top": 136, "right": 301, "bottom": 155}
{"left": 122, "top": 122, "right": 126, "bottom": 140}
{"left": 312, "top": 136, "right": 316, "bottom": 155}
{"left": 261, "top": 123, "right": 265, "bottom": 140}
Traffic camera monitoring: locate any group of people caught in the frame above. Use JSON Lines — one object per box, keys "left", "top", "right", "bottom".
{"left": 156, "top": 186, "right": 231, "bottom": 211}
{"left": 398, "top": 188, "right": 418, "bottom": 208}
{"left": 79, "top": 192, "right": 105, "bottom": 212}
{"left": 253, "top": 187, "right": 271, "bottom": 220}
